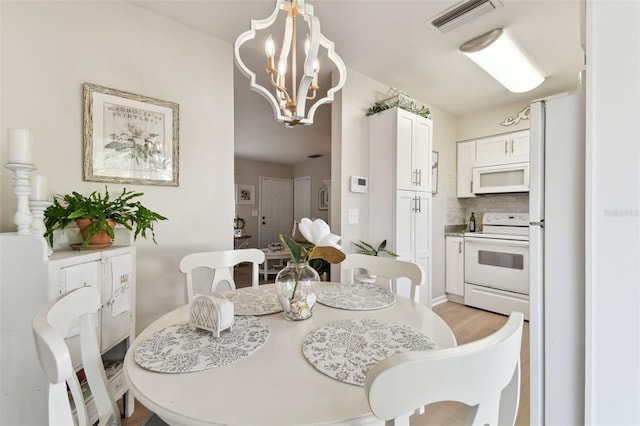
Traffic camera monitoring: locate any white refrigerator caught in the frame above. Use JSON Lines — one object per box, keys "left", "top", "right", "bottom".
{"left": 529, "top": 93, "right": 585, "bottom": 425}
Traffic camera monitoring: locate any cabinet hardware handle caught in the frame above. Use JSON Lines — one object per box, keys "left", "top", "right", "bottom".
{"left": 511, "top": 140, "right": 514, "bottom": 154}
{"left": 505, "top": 141, "right": 508, "bottom": 155}
{"left": 418, "top": 169, "right": 422, "bottom": 186}
{"left": 458, "top": 241, "right": 462, "bottom": 253}
{"left": 470, "top": 181, "right": 473, "bottom": 193}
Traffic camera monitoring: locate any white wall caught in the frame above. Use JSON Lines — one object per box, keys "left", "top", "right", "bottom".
{"left": 0, "top": 1, "right": 235, "bottom": 333}
{"left": 585, "top": 1, "right": 640, "bottom": 423}
{"left": 457, "top": 99, "right": 532, "bottom": 142}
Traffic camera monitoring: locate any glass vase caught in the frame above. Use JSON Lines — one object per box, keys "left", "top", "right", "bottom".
{"left": 274, "top": 261, "right": 320, "bottom": 321}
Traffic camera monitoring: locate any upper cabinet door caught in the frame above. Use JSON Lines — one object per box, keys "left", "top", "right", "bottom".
{"left": 475, "top": 134, "right": 511, "bottom": 166}
{"left": 413, "top": 117, "right": 432, "bottom": 192}
{"left": 395, "top": 111, "right": 415, "bottom": 191}
{"left": 457, "top": 140, "right": 476, "bottom": 198}
{"left": 509, "top": 130, "right": 530, "bottom": 163}
{"left": 395, "top": 108, "right": 432, "bottom": 192}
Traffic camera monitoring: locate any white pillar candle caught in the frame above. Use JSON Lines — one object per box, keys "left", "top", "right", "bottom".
{"left": 7, "top": 129, "right": 34, "bottom": 164}
{"left": 30, "top": 175, "right": 49, "bottom": 201}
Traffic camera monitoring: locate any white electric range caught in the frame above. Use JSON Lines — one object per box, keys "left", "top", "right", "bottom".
{"left": 463, "top": 212, "right": 530, "bottom": 320}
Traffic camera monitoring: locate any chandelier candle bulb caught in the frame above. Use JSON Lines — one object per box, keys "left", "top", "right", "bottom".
{"left": 30, "top": 175, "right": 49, "bottom": 201}
{"left": 7, "top": 129, "right": 34, "bottom": 164}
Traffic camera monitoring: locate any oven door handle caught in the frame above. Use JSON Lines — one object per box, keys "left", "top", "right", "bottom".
{"left": 464, "top": 237, "right": 529, "bottom": 248}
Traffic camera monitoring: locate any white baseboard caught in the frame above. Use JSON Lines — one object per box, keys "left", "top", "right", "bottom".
{"left": 431, "top": 294, "right": 448, "bottom": 306}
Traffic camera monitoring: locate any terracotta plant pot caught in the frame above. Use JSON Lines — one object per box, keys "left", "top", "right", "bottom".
{"left": 76, "top": 218, "right": 116, "bottom": 246}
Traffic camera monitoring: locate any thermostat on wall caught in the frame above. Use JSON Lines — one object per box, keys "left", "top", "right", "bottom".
{"left": 350, "top": 176, "right": 368, "bottom": 193}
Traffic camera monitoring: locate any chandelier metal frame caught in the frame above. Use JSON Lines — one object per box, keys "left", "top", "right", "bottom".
{"left": 234, "top": 0, "right": 347, "bottom": 127}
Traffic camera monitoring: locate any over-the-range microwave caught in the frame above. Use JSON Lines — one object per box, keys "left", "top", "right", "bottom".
{"left": 472, "top": 162, "right": 529, "bottom": 194}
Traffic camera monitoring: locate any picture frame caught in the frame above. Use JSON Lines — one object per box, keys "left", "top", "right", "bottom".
{"left": 236, "top": 184, "right": 255, "bottom": 205}
{"left": 432, "top": 151, "right": 439, "bottom": 195}
{"left": 319, "top": 185, "right": 329, "bottom": 210}
{"left": 83, "top": 83, "right": 179, "bottom": 186}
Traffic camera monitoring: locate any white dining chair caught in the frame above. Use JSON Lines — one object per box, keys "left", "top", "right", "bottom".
{"left": 365, "top": 311, "right": 524, "bottom": 426}
{"left": 179, "top": 248, "right": 266, "bottom": 302}
{"left": 31, "top": 286, "right": 120, "bottom": 426}
{"left": 341, "top": 253, "right": 424, "bottom": 302}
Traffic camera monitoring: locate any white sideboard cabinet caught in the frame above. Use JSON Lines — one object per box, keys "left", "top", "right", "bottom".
{"left": 369, "top": 107, "right": 433, "bottom": 306}
{"left": 0, "top": 229, "right": 136, "bottom": 425}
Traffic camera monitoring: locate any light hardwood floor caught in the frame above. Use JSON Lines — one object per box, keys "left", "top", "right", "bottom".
{"left": 122, "top": 271, "right": 529, "bottom": 425}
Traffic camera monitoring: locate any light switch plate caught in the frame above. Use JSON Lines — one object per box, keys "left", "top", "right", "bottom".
{"left": 251, "top": 210, "right": 258, "bottom": 217}
{"left": 347, "top": 208, "right": 359, "bottom": 225}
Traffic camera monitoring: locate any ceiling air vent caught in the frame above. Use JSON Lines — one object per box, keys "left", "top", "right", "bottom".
{"left": 429, "top": 0, "right": 502, "bottom": 34}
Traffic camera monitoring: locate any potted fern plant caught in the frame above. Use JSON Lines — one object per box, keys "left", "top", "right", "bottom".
{"left": 44, "top": 186, "right": 168, "bottom": 250}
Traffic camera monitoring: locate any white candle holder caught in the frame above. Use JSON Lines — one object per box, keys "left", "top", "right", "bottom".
{"left": 29, "top": 200, "right": 53, "bottom": 255}
{"left": 5, "top": 163, "right": 36, "bottom": 235}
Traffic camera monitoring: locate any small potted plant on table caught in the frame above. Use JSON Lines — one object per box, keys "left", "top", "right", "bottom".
{"left": 44, "top": 186, "right": 167, "bottom": 250}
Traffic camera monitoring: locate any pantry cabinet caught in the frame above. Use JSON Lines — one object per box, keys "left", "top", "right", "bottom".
{"left": 369, "top": 107, "right": 433, "bottom": 306}
{"left": 475, "top": 130, "right": 530, "bottom": 166}
{"left": 445, "top": 236, "right": 464, "bottom": 296}
{"left": 0, "top": 230, "right": 136, "bottom": 425}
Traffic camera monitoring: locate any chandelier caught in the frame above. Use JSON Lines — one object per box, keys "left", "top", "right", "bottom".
{"left": 234, "top": 0, "right": 347, "bottom": 127}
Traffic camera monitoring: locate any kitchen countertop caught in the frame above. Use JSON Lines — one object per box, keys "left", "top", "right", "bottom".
{"left": 444, "top": 224, "right": 468, "bottom": 237}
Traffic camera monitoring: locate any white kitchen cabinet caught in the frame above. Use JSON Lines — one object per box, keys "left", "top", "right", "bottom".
{"left": 475, "top": 130, "right": 530, "bottom": 166}
{"left": 369, "top": 108, "right": 433, "bottom": 306}
{"left": 370, "top": 107, "right": 432, "bottom": 192}
{"left": 0, "top": 230, "right": 136, "bottom": 425}
{"left": 445, "top": 236, "right": 464, "bottom": 296}
{"left": 457, "top": 140, "right": 476, "bottom": 198}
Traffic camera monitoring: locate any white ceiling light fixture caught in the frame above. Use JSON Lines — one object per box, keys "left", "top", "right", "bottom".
{"left": 234, "top": 0, "right": 347, "bottom": 127}
{"left": 459, "top": 28, "right": 545, "bottom": 93}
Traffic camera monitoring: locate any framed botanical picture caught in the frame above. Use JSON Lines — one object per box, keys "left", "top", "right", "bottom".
{"left": 432, "top": 151, "right": 439, "bottom": 195}
{"left": 236, "top": 184, "right": 255, "bottom": 205}
{"left": 83, "top": 83, "right": 179, "bottom": 186}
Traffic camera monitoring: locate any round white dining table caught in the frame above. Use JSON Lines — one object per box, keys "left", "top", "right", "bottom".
{"left": 124, "top": 283, "right": 457, "bottom": 426}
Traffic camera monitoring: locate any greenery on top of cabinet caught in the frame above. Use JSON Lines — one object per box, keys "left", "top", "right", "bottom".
{"left": 366, "top": 89, "right": 431, "bottom": 118}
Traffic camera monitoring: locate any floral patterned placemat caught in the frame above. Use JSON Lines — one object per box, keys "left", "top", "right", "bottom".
{"left": 134, "top": 315, "right": 269, "bottom": 373}
{"left": 302, "top": 318, "right": 437, "bottom": 386}
{"left": 317, "top": 283, "right": 396, "bottom": 310}
{"left": 224, "top": 287, "right": 282, "bottom": 316}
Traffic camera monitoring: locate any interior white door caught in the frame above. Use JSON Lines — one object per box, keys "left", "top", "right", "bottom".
{"left": 259, "top": 177, "right": 293, "bottom": 248}
{"left": 293, "top": 176, "right": 311, "bottom": 221}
